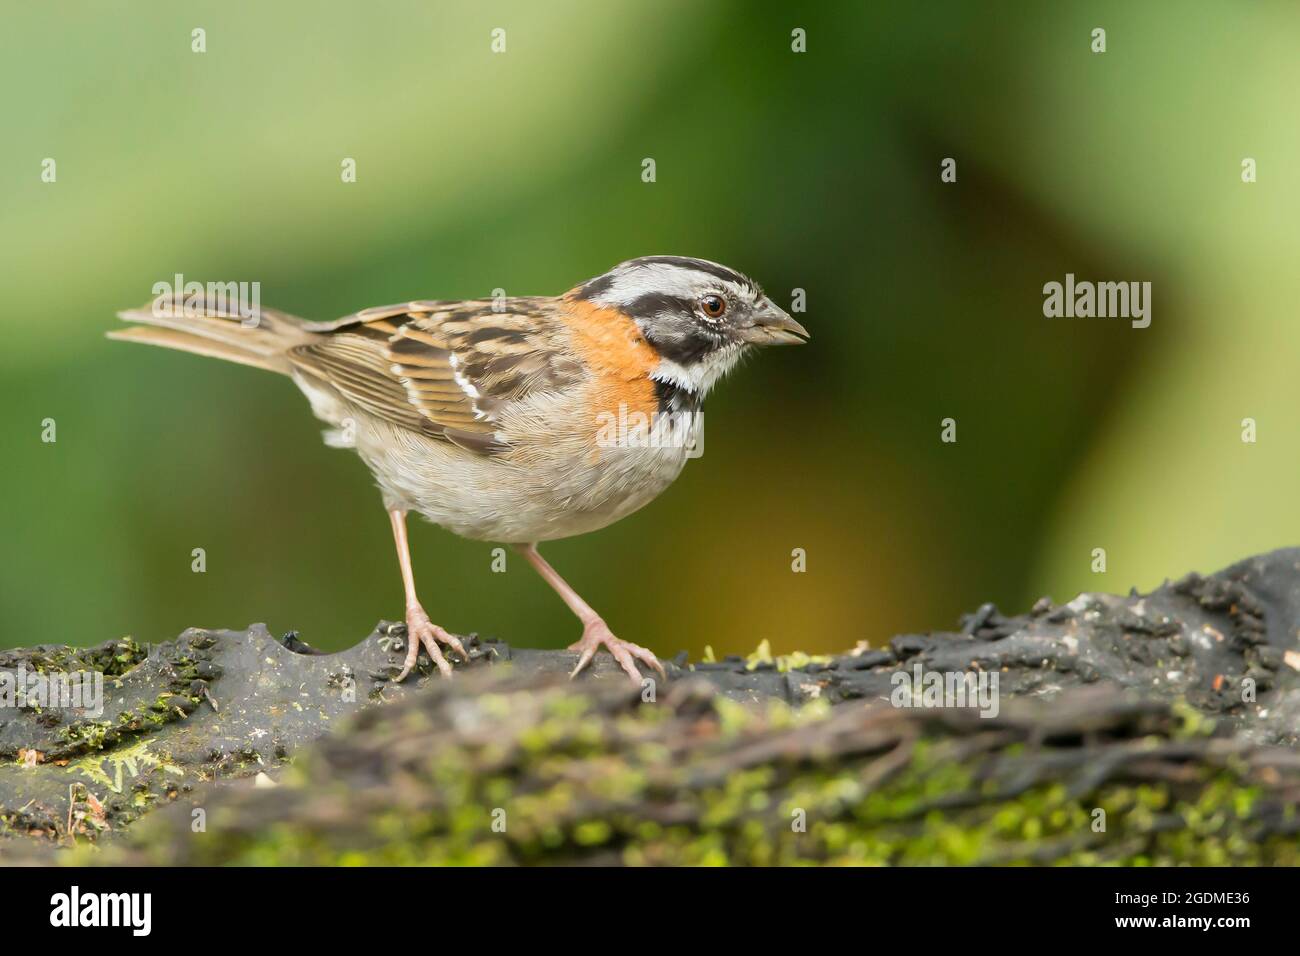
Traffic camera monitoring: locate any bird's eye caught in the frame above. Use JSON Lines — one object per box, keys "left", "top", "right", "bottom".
{"left": 699, "top": 294, "right": 727, "bottom": 319}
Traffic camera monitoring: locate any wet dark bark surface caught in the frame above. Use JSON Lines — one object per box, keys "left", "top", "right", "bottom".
{"left": 3, "top": 548, "right": 1300, "bottom": 862}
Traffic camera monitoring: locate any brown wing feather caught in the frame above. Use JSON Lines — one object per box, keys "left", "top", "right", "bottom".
{"left": 289, "top": 298, "right": 583, "bottom": 454}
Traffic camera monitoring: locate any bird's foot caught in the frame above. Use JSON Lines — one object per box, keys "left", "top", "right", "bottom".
{"left": 393, "top": 605, "right": 467, "bottom": 682}
{"left": 568, "top": 620, "right": 666, "bottom": 685}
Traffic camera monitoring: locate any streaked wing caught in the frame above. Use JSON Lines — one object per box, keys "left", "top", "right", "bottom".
{"left": 289, "top": 299, "right": 582, "bottom": 453}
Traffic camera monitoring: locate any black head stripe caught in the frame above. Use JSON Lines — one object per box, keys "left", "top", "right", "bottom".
{"left": 644, "top": 328, "right": 717, "bottom": 365}
{"left": 572, "top": 256, "right": 757, "bottom": 303}
{"left": 623, "top": 292, "right": 695, "bottom": 321}
{"left": 634, "top": 256, "right": 753, "bottom": 290}
{"left": 624, "top": 291, "right": 729, "bottom": 364}
{"left": 572, "top": 272, "right": 616, "bottom": 301}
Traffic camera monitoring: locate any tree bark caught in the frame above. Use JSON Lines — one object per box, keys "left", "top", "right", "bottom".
{"left": 3, "top": 548, "right": 1300, "bottom": 863}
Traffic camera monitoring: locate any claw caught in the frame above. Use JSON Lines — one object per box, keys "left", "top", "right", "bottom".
{"left": 568, "top": 621, "right": 665, "bottom": 684}
{"left": 392, "top": 605, "right": 463, "bottom": 682}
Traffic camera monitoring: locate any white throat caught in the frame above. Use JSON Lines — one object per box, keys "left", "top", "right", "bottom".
{"left": 651, "top": 344, "right": 746, "bottom": 397}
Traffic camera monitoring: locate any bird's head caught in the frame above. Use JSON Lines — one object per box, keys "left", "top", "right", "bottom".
{"left": 569, "top": 255, "right": 809, "bottom": 396}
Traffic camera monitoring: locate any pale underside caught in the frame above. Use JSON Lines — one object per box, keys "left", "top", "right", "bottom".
{"left": 289, "top": 299, "right": 696, "bottom": 543}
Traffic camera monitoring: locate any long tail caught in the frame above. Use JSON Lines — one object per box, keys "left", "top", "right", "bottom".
{"left": 109, "top": 291, "right": 318, "bottom": 374}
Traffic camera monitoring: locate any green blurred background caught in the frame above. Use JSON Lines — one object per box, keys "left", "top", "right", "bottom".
{"left": 3, "top": 1, "right": 1298, "bottom": 658}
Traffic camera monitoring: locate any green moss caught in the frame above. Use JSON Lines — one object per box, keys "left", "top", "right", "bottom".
{"left": 63, "top": 680, "right": 1300, "bottom": 867}
{"left": 744, "top": 639, "right": 834, "bottom": 673}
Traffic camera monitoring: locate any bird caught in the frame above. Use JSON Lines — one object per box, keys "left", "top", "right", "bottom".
{"left": 110, "top": 256, "right": 809, "bottom": 684}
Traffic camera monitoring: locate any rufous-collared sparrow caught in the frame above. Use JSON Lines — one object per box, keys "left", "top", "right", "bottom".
{"left": 111, "top": 256, "right": 809, "bottom": 683}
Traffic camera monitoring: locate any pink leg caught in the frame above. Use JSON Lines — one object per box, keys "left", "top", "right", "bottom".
{"left": 515, "top": 543, "right": 665, "bottom": 684}
{"left": 389, "top": 509, "right": 467, "bottom": 681}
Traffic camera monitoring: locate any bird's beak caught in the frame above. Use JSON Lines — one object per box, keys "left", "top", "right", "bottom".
{"left": 739, "top": 300, "right": 810, "bottom": 346}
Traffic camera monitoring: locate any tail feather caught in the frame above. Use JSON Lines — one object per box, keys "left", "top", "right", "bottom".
{"left": 106, "top": 326, "right": 283, "bottom": 373}
{"left": 110, "top": 293, "right": 317, "bottom": 374}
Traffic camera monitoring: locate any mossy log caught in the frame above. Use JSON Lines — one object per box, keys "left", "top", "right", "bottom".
{"left": 3, "top": 548, "right": 1300, "bottom": 863}
{"left": 53, "top": 679, "right": 1300, "bottom": 865}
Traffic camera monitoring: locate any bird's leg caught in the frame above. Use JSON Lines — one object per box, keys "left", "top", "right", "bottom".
{"left": 514, "top": 543, "right": 665, "bottom": 684}
{"left": 388, "top": 509, "right": 467, "bottom": 681}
